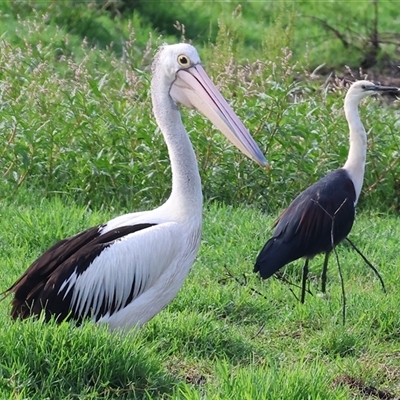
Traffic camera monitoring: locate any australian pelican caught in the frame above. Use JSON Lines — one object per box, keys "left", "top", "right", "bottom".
{"left": 254, "top": 80, "right": 398, "bottom": 301}
{"left": 4, "top": 43, "right": 267, "bottom": 330}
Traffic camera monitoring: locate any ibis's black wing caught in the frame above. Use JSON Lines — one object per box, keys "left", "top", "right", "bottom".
{"left": 255, "top": 169, "right": 356, "bottom": 279}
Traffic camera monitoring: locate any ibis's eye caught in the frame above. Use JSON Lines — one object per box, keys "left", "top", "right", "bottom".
{"left": 177, "top": 54, "right": 190, "bottom": 67}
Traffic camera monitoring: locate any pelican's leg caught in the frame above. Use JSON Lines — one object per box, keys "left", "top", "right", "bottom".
{"left": 300, "top": 259, "right": 309, "bottom": 304}
{"left": 321, "top": 252, "right": 330, "bottom": 293}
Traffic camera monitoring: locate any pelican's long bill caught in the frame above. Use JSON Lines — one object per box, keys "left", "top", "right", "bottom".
{"left": 170, "top": 64, "right": 268, "bottom": 168}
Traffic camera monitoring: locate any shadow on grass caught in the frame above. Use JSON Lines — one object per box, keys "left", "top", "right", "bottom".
{"left": 332, "top": 375, "right": 396, "bottom": 400}
{"left": 146, "top": 312, "right": 263, "bottom": 365}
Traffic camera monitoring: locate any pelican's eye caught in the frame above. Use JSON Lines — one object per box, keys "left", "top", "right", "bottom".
{"left": 177, "top": 54, "right": 190, "bottom": 67}
{"left": 361, "top": 84, "right": 366, "bottom": 89}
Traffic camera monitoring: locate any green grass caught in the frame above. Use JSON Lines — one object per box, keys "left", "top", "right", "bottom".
{"left": 1, "top": 197, "right": 400, "bottom": 399}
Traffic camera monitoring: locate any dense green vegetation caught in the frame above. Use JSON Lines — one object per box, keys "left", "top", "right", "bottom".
{"left": 1, "top": 0, "right": 400, "bottom": 69}
{"left": 0, "top": 1, "right": 399, "bottom": 212}
{"left": 1, "top": 1, "right": 400, "bottom": 398}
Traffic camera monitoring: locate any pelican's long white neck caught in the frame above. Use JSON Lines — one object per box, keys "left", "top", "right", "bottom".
{"left": 151, "top": 70, "right": 203, "bottom": 217}
{"left": 342, "top": 93, "right": 367, "bottom": 203}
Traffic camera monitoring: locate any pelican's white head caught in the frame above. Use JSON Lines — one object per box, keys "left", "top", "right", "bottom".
{"left": 152, "top": 43, "right": 201, "bottom": 82}
{"left": 151, "top": 43, "right": 268, "bottom": 168}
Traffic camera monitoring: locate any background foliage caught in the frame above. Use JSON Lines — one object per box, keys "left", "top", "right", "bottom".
{"left": 0, "top": 0, "right": 399, "bottom": 213}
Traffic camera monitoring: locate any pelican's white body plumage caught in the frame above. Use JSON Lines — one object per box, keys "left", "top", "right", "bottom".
{"left": 5, "top": 43, "right": 267, "bottom": 330}
{"left": 66, "top": 214, "right": 200, "bottom": 329}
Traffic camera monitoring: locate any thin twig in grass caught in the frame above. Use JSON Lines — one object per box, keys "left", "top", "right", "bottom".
{"left": 274, "top": 272, "right": 313, "bottom": 302}
{"left": 251, "top": 322, "right": 266, "bottom": 339}
{"left": 219, "top": 265, "right": 269, "bottom": 301}
{"left": 331, "top": 225, "right": 346, "bottom": 326}
{"left": 220, "top": 264, "right": 314, "bottom": 308}
{"left": 332, "top": 200, "right": 347, "bottom": 325}
{"left": 311, "top": 198, "right": 348, "bottom": 325}
{"left": 219, "top": 266, "right": 274, "bottom": 337}
{"left": 345, "top": 237, "right": 386, "bottom": 293}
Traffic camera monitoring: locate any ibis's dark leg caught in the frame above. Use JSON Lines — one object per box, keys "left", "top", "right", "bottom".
{"left": 345, "top": 238, "right": 386, "bottom": 293}
{"left": 301, "top": 259, "right": 309, "bottom": 304}
{"left": 321, "top": 252, "right": 330, "bottom": 294}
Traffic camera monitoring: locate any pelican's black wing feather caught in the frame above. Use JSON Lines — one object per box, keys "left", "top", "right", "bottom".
{"left": 5, "top": 223, "right": 156, "bottom": 321}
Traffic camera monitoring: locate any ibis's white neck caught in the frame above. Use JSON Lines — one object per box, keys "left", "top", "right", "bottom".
{"left": 151, "top": 73, "right": 202, "bottom": 217}
{"left": 342, "top": 95, "right": 367, "bottom": 203}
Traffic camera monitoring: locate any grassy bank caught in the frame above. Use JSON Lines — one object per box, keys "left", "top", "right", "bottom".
{"left": 1, "top": 198, "right": 400, "bottom": 398}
